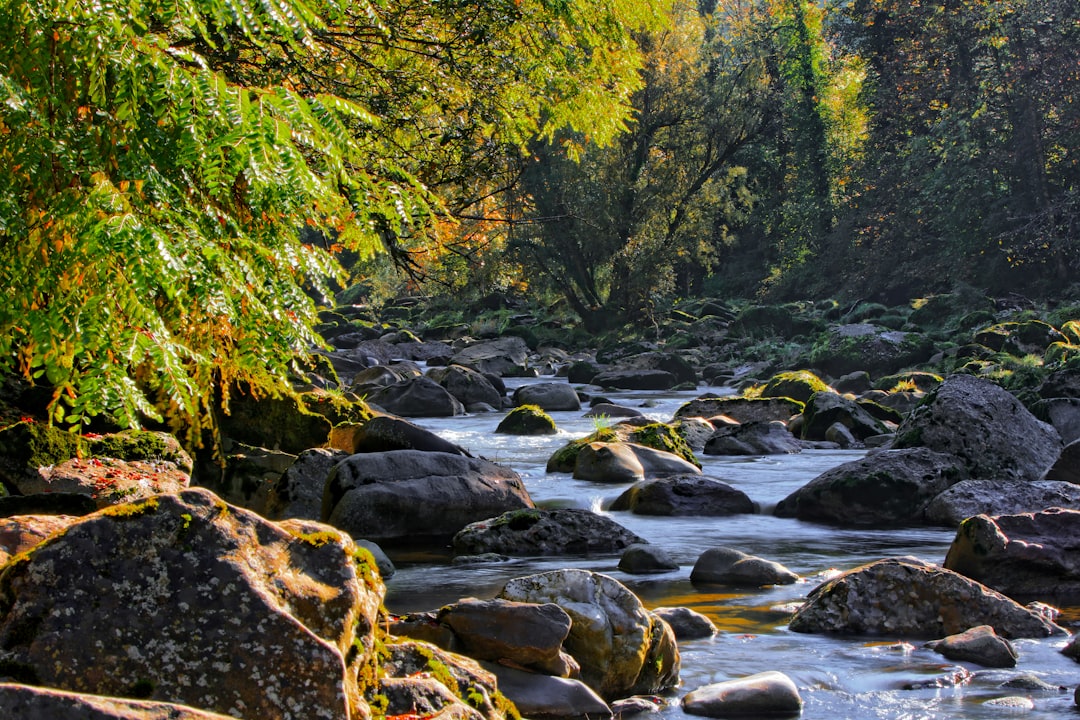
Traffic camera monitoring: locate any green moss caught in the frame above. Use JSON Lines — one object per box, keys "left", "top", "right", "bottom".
{"left": 546, "top": 427, "right": 619, "bottom": 473}
{"left": 0, "top": 421, "right": 80, "bottom": 479}
{"left": 89, "top": 430, "right": 173, "bottom": 463}
{"left": 301, "top": 391, "right": 376, "bottom": 426}
{"left": 628, "top": 422, "right": 701, "bottom": 468}
{"left": 99, "top": 496, "right": 160, "bottom": 519}
{"left": 495, "top": 405, "right": 557, "bottom": 436}
{"left": 760, "top": 370, "right": 830, "bottom": 404}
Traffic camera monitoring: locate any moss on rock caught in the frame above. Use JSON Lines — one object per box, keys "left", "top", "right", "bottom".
{"left": 0, "top": 421, "right": 80, "bottom": 487}
{"left": 760, "top": 370, "right": 831, "bottom": 404}
{"left": 495, "top": 406, "right": 557, "bottom": 436}
{"left": 546, "top": 427, "right": 620, "bottom": 473}
{"left": 627, "top": 423, "right": 701, "bottom": 469}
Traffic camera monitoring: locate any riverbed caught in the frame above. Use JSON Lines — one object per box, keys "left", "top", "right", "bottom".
{"left": 383, "top": 378, "right": 1080, "bottom": 719}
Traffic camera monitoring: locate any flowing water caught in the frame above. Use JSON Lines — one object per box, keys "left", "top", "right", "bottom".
{"left": 382, "top": 378, "right": 1080, "bottom": 719}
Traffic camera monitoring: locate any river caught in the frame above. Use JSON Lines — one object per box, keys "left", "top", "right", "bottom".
{"left": 382, "top": 378, "right": 1079, "bottom": 719}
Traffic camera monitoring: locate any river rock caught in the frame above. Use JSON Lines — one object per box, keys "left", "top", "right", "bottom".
{"left": 378, "top": 640, "right": 504, "bottom": 719}
{"left": 498, "top": 569, "right": 680, "bottom": 701}
{"left": 682, "top": 671, "right": 803, "bottom": 718}
{"left": 923, "top": 479, "right": 1080, "bottom": 526}
{"left": 0, "top": 684, "right": 237, "bottom": 719}
{"left": 618, "top": 543, "right": 680, "bottom": 574}
{"left": 453, "top": 508, "right": 645, "bottom": 556}
{"left": 0, "top": 489, "right": 382, "bottom": 719}
{"left": 926, "top": 625, "right": 1018, "bottom": 668}
{"left": 774, "top": 448, "right": 968, "bottom": 526}
{"left": 482, "top": 663, "right": 611, "bottom": 720}
{"left": 788, "top": 557, "right": 1063, "bottom": 638}
{"left": 592, "top": 369, "right": 678, "bottom": 391}
{"left": 673, "top": 417, "right": 717, "bottom": 452}
{"left": 674, "top": 396, "right": 803, "bottom": 425}
{"left": 437, "top": 598, "right": 574, "bottom": 676}
{"left": 1032, "top": 398, "right": 1080, "bottom": 445}
{"left": 377, "top": 676, "right": 484, "bottom": 720}
{"left": 800, "top": 391, "right": 887, "bottom": 442}
{"left": 761, "top": 370, "right": 831, "bottom": 404}
{"left": 1045, "top": 438, "right": 1080, "bottom": 483}
{"left": 512, "top": 382, "right": 582, "bottom": 411}
{"left": 944, "top": 508, "right": 1080, "bottom": 598}
{"left": 810, "top": 323, "right": 934, "bottom": 377}
{"left": 610, "top": 351, "right": 698, "bottom": 386}
{"left": 586, "top": 402, "right": 646, "bottom": 419}
{"left": 15, "top": 456, "right": 190, "bottom": 509}
{"left": 323, "top": 450, "right": 533, "bottom": 544}
{"left": 218, "top": 391, "right": 333, "bottom": 453}
{"left": 496, "top": 405, "right": 558, "bottom": 435}
{"left": 609, "top": 475, "right": 756, "bottom": 516}
{"left": 574, "top": 442, "right": 701, "bottom": 482}
{"left": 652, "top": 607, "right": 717, "bottom": 640}
{"left": 450, "top": 337, "right": 531, "bottom": 377}
{"left": 893, "top": 374, "right": 1061, "bottom": 482}
{"left": 703, "top": 421, "right": 802, "bottom": 455}
{"left": 690, "top": 547, "right": 799, "bottom": 587}
{"left": 424, "top": 364, "right": 504, "bottom": 409}
{"left": 0, "top": 514, "right": 80, "bottom": 564}
{"left": 348, "top": 414, "right": 472, "bottom": 456}
{"left": 264, "top": 447, "right": 348, "bottom": 521}
{"left": 366, "top": 376, "right": 466, "bottom": 417}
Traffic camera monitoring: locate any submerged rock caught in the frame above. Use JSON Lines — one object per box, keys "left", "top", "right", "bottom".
{"left": 652, "top": 607, "right": 717, "bottom": 640}
{"left": 926, "top": 625, "right": 1018, "bottom": 668}
{"left": 703, "top": 421, "right": 803, "bottom": 455}
{"left": 574, "top": 442, "right": 701, "bottom": 482}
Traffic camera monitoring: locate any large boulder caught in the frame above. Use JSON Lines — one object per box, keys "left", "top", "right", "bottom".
{"left": 674, "top": 396, "right": 803, "bottom": 425}
{"left": 609, "top": 476, "right": 755, "bottom": 516}
{"left": 512, "top": 382, "right": 581, "bottom": 411}
{"left": 14, "top": 456, "right": 190, "bottom": 509}
{"left": 788, "top": 557, "right": 1063, "bottom": 638}
{"left": 923, "top": 479, "right": 1080, "bottom": 527}
{"left": 591, "top": 369, "right": 678, "bottom": 391}
{"left": 682, "top": 672, "right": 803, "bottom": 718}
{"left": 944, "top": 508, "right": 1080, "bottom": 599}
{"left": 218, "top": 391, "right": 333, "bottom": 453}
{"left": 690, "top": 547, "right": 799, "bottom": 587}
{"left": 1046, "top": 439, "right": 1080, "bottom": 484}
{"left": 482, "top": 664, "right": 610, "bottom": 720}
{"left": 498, "top": 569, "right": 680, "bottom": 701}
{"left": 893, "top": 374, "right": 1061, "bottom": 482}
{"left": 574, "top": 442, "right": 701, "bottom": 482}
{"left": 774, "top": 448, "right": 968, "bottom": 526}
{"left": 0, "top": 489, "right": 383, "bottom": 719}
{"left": 367, "top": 377, "right": 466, "bottom": 417}
{"left": 703, "top": 421, "right": 802, "bottom": 456}
{"left": 495, "top": 405, "right": 558, "bottom": 436}
{"left": 323, "top": 450, "right": 533, "bottom": 544}
{"left": 1032, "top": 398, "right": 1080, "bottom": 446}
{"left": 761, "top": 370, "right": 831, "bottom": 404}
{"left": 453, "top": 508, "right": 645, "bottom": 556}
{"left": 425, "top": 364, "right": 504, "bottom": 409}
{"left": 265, "top": 447, "right": 349, "bottom": 521}
{"left": 809, "top": 323, "right": 934, "bottom": 377}
{"left": 347, "top": 415, "right": 471, "bottom": 456}
{"left": 800, "top": 391, "right": 888, "bottom": 442}
{"left": 0, "top": 684, "right": 237, "bottom": 720}
{"left": 449, "top": 337, "right": 531, "bottom": 377}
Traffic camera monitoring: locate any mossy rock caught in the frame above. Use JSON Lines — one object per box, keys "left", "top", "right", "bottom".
{"left": 846, "top": 302, "right": 889, "bottom": 322}
{"left": 1060, "top": 320, "right": 1080, "bottom": 346}
{"left": 1045, "top": 342, "right": 1080, "bottom": 367}
{"left": 974, "top": 321, "right": 1066, "bottom": 354}
{"left": 546, "top": 427, "right": 620, "bottom": 473}
{"left": 728, "top": 305, "right": 823, "bottom": 339}
{"left": 873, "top": 372, "right": 944, "bottom": 393}
{"left": 627, "top": 423, "right": 701, "bottom": 469}
{"left": 219, "top": 392, "right": 333, "bottom": 454}
{"left": 496, "top": 405, "right": 558, "bottom": 436}
{"left": 0, "top": 421, "right": 81, "bottom": 487}
{"left": 908, "top": 292, "right": 995, "bottom": 331}
{"left": 760, "top": 370, "right": 831, "bottom": 404}
{"left": 89, "top": 430, "right": 192, "bottom": 473}
{"left": 809, "top": 326, "right": 935, "bottom": 378}
{"left": 301, "top": 391, "right": 376, "bottom": 426}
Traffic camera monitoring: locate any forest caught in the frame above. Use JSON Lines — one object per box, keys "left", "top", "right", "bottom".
{"left": 1, "top": 0, "right": 1078, "bottom": 433}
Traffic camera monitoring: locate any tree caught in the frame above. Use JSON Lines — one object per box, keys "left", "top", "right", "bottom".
{"left": 510, "top": 0, "right": 771, "bottom": 332}
{"left": 0, "top": 0, "right": 665, "bottom": 437}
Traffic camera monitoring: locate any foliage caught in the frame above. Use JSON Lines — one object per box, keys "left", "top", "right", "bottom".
{"left": 0, "top": 0, "right": 666, "bottom": 437}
